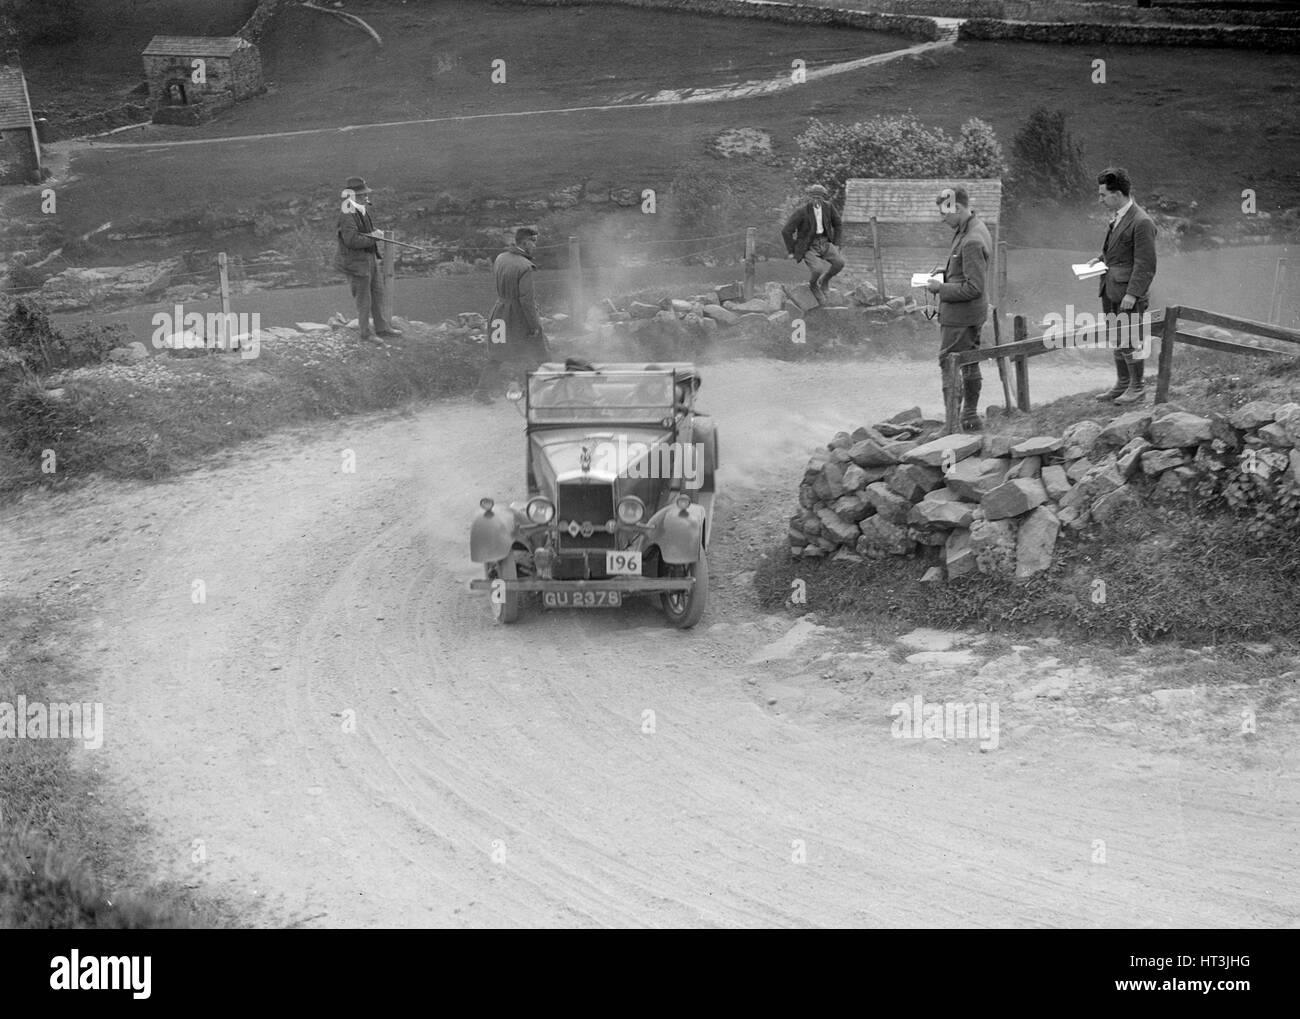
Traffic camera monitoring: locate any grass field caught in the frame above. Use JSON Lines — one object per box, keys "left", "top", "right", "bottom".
{"left": 14, "top": 0, "right": 1300, "bottom": 259}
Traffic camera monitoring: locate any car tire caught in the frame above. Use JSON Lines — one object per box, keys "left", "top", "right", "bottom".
{"left": 659, "top": 545, "right": 708, "bottom": 630}
{"left": 486, "top": 552, "right": 522, "bottom": 624}
{"left": 691, "top": 417, "right": 718, "bottom": 493}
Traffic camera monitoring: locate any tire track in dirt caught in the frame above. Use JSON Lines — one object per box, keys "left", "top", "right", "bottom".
{"left": 3, "top": 359, "right": 1296, "bottom": 927}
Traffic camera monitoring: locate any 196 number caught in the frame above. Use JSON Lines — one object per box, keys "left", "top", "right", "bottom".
{"left": 606, "top": 551, "right": 642, "bottom": 575}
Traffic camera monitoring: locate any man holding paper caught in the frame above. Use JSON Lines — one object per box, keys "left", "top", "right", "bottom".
{"left": 1087, "top": 167, "right": 1157, "bottom": 404}
{"left": 925, "top": 187, "right": 992, "bottom": 431}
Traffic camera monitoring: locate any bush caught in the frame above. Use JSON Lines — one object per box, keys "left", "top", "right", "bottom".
{"left": 1006, "top": 107, "right": 1089, "bottom": 206}
{"left": 792, "top": 115, "right": 1007, "bottom": 201}
{"left": 0, "top": 297, "right": 119, "bottom": 373}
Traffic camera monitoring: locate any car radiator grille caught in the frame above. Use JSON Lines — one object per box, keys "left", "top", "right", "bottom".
{"left": 557, "top": 482, "right": 615, "bottom": 550}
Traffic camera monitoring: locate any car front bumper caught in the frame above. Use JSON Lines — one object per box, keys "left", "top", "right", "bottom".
{"left": 468, "top": 577, "right": 694, "bottom": 594}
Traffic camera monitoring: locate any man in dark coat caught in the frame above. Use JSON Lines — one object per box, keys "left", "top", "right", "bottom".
{"left": 334, "top": 176, "right": 402, "bottom": 343}
{"left": 1087, "top": 166, "right": 1157, "bottom": 404}
{"left": 781, "top": 184, "right": 846, "bottom": 305}
{"left": 926, "top": 186, "right": 993, "bottom": 431}
{"left": 473, "top": 226, "right": 550, "bottom": 404}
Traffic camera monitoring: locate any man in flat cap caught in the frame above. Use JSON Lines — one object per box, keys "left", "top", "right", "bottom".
{"left": 781, "top": 184, "right": 846, "bottom": 306}
{"left": 335, "top": 176, "right": 402, "bottom": 343}
{"left": 925, "top": 186, "right": 992, "bottom": 431}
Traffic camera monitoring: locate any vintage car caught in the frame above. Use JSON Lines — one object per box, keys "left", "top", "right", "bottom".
{"left": 469, "top": 361, "right": 718, "bottom": 628}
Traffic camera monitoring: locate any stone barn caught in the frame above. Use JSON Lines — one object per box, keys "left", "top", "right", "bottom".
{"left": 842, "top": 178, "right": 1004, "bottom": 306}
{"left": 0, "top": 62, "right": 41, "bottom": 184}
{"left": 142, "top": 36, "right": 263, "bottom": 125}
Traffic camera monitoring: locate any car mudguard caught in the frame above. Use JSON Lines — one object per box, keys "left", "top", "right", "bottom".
{"left": 471, "top": 506, "right": 520, "bottom": 563}
{"left": 647, "top": 502, "right": 706, "bottom": 564}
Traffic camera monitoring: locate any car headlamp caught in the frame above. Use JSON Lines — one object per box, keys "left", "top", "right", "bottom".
{"left": 480, "top": 497, "right": 494, "bottom": 513}
{"left": 675, "top": 494, "right": 692, "bottom": 513}
{"left": 617, "top": 496, "right": 646, "bottom": 525}
{"left": 526, "top": 497, "right": 555, "bottom": 524}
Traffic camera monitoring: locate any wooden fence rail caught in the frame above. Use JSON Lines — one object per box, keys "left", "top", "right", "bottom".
{"left": 942, "top": 305, "right": 1300, "bottom": 433}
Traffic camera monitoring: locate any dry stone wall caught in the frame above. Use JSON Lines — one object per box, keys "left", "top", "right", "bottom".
{"left": 791, "top": 401, "right": 1300, "bottom": 580}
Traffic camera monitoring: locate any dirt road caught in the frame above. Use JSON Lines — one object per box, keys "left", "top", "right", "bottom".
{"left": 4, "top": 357, "right": 1296, "bottom": 927}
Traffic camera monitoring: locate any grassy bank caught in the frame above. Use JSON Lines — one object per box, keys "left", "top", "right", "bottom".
{"left": 0, "top": 596, "right": 239, "bottom": 927}
{"left": 0, "top": 317, "right": 485, "bottom": 498}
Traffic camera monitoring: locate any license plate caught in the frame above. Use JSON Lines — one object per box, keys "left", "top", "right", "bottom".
{"left": 605, "top": 550, "right": 642, "bottom": 575}
{"left": 543, "top": 590, "right": 622, "bottom": 608}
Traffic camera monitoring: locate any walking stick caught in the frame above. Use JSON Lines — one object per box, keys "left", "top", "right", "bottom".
{"left": 360, "top": 233, "right": 436, "bottom": 253}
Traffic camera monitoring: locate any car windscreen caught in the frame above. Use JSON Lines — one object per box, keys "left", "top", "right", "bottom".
{"left": 528, "top": 372, "right": 676, "bottom": 422}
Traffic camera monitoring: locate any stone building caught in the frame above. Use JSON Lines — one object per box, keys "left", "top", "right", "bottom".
{"left": 0, "top": 61, "right": 41, "bottom": 184}
{"left": 142, "top": 36, "right": 263, "bottom": 125}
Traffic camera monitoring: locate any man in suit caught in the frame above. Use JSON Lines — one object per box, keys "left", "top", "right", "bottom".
{"left": 781, "top": 184, "right": 846, "bottom": 306}
{"left": 334, "top": 176, "right": 402, "bottom": 343}
{"left": 473, "top": 226, "right": 550, "bottom": 404}
{"left": 1087, "top": 166, "right": 1157, "bottom": 404}
{"left": 926, "top": 186, "right": 993, "bottom": 431}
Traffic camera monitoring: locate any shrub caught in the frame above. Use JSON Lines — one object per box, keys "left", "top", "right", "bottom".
{"left": 0, "top": 297, "right": 120, "bottom": 373}
{"left": 0, "top": 296, "right": 61, "bottom": 372}
{"left": 1006, "top": 107, "right": 1089, "bottom": 206}
{"left": 792, "top": 115, "right": 1008, "bottom": 201}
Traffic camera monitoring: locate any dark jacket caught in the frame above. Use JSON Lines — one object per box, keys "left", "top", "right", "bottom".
{"left": 335, "top": 208, "right": 379, "bottom": 276}
{"left": 488, "top": 245, "right": 545, "bottom": 361}
{"left": 936, "top": 211, "right": 993, "bottom": 328}
{"left": 781, "top": 200, "right": 842, "bottom": 262}
{"left": 1099, "top": 202, "right": 1157, "bottom": 304}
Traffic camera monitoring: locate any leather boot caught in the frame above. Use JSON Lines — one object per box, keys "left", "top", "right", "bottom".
{"left": 1096, "top": 354, "right": 1129, "bottom": 401}
{"left": 1113, "top": 357, "right": 1146, "bottom": 404}
{"left": 961, "top": 375, "right": 983, "bottom": 431}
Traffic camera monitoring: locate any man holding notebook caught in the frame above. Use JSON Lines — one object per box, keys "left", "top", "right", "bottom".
{"left": 1087, "top": 167, "right": 1157, "bottom": 404}
{"left": 925, "top": 186, "right": 992, "bottom": 432}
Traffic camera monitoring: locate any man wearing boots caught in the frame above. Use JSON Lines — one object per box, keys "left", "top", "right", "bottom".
{"left": 926, "top": 187, "right": 992, "bottom": 431}
{"left": 781, "top": 184, "right": 845, "bottom": 306}
{"left": 1087, "top": 167, "right": 1157, "bottom": 405}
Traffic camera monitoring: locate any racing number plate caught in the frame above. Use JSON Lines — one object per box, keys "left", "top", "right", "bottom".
{"left": 543, "top": 590, "right": 622, "bottom": 608}
{"left": 605, "top": 550, "right": 642, "bottom": 575}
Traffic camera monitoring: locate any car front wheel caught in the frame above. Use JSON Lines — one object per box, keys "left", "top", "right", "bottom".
{"left": 659, "top": 546, "right": 708, "bottom": 630}
{"left": 485, "top": 552, "right": 522, "bottom": 624}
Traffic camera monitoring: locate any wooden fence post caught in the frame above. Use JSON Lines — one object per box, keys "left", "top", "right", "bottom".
{"left": 1154, "top": 305, "right": 1180, "bottom": 404}
{"left": 382, "top": 230, "right": 396, "bottom": 326}
{"left": 869, "top": 215, "right": 887, "bottom": 300}
{"left": 1012, "top": 314, "right": 1030, "bottom": 412}
{"left": 217, "top": 251, "right": 231, "bottom": 351}
{"left": 1270, "top": 257, "right": 1289, "bottom": 326}
{"left": 942, "top": 354, "right": 963, "bottom": 434}
{"left": 568, "top": 235, "right": 582, "bottom": 330}
{"left": 744, "top": 227, "right": 756, "bottom": 299}
{"left": 996, "top": 239, "right": 1008, "bottom": 306}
